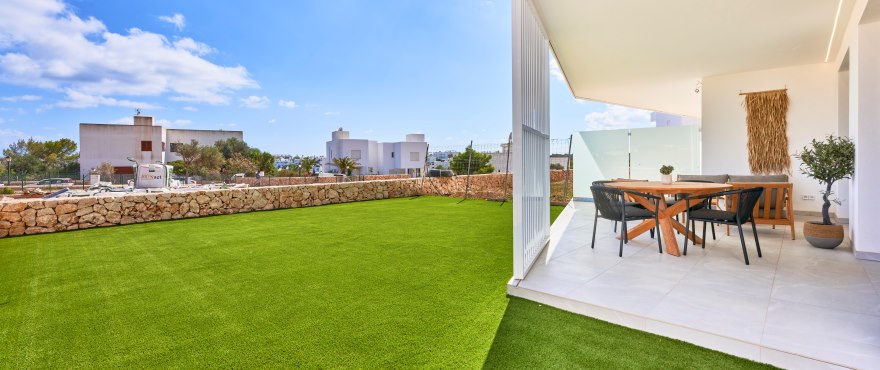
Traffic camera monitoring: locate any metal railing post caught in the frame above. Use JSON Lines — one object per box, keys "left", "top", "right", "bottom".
{"left": 562, "top": 134, "right": 572, "bottom": 201}
{"left": 463, "top": 140, "right": 473, "bottom": 199}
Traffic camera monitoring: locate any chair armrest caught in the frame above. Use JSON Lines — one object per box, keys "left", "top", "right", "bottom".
{"left": 685, "top": 189, "right": 740, "bottom": 201}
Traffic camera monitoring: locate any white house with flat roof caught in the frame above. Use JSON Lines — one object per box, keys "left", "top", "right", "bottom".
{"left": 79, "top": 115, "right": 243, "bottom": 177}
{"left": 324, "top": 128, "right": 427, "bottom": 176}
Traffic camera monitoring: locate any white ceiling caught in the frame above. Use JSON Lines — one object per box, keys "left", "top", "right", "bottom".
{"left": 533, "top": 0, "right": 855, "bottom": 117}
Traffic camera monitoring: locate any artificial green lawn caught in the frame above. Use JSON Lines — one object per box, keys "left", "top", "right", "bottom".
{"left": 0, "top": 196, "right": 771, "bottom": 368}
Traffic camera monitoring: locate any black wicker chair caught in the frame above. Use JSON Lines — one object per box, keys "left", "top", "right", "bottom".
{"left": 684, "top": 187, "right": 765, "bottom": 265}
{"left": 592, "top": 180, "right": 654, "bottom": 238}
{"left": 590, "top": 185, "right": 662, "bottom": 257}
{"left": 673, "top": 179, "right": 717, "bottom": 240}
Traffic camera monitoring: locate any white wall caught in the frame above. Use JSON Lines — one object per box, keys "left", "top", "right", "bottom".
{"left": 837, "top": 68, "right": 851, "bottom": 220}
{"left": 397, "top": 141, "right": 427, "bottom": 173}
{"left": 79, "top": 124, "right": 164, "bottom": 176}
{"left": 325, "top": 139, "right": 373, "bottom": 174}
{"left": 702, "top": 63, "right": 839, "bottom": 214}
{"left": 853, "top": 20, "right": 880, "bottom": 259}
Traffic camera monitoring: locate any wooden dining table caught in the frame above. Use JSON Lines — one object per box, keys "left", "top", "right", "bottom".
{"left": 607, "top": 181, "right": 732, "bottom": 256}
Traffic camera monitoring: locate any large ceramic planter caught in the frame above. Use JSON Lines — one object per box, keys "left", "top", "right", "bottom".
{"left": 803, "top": 222, "right": 844, "bottom": 249}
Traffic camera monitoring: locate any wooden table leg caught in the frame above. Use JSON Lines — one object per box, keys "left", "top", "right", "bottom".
{"left": 670, "top": 219, "right": 702, "bottom": 245}
{"left": 656, "top": 198, "right": 681, "bottom": 256}
{"left": 616, "top": 219, "right": 656, "bottom": 240}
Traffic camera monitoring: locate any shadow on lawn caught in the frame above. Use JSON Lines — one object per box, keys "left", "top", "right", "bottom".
{"left": 481, "top": 297, "right": 773, "bottom": 369}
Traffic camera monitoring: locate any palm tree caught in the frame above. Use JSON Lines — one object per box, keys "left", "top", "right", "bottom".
{"left": 331, "top": 156, "right": 360, "bottom": 176}
{"left": 298, "top": 156, "right": 319, "bottom": 176}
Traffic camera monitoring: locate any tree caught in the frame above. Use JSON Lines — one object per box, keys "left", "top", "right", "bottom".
{"left": 214, "top": 137, "right": 250, "bottom": 159}
{"left": 298, "top": 156, "right": 319, "bottom": 176}
{"left": 250, "top": 151, "right": 277, "bottom": 176}
{"left": 42, "top": 138, "right": 79, "bottom": 171}
{"left": 168, "top": 160, "right": 186, "bottom": 176}
{"left": 331, "top": 156, "right": 360, "bottom": 176}
{"left": 223, "top": 152, "right": 257, "bottom": 176}
{"left": 175, "top": 140, "right": 202, "bottom": 180}
{"left": 449, "top": 147, "right": 494, "bottom": 175}
{"left": 194, "top": 146, "right": 225, "bottom": 177}
{"left": 794, "top": 136, "right": 856, "bottom": 225}
{"left": 550, "top": 163, "right": 564, "bottom": 170}
{"left": 96, "top": 162, "right": 115, "bottom": 181}
{"left": 2, "top": 138, "right": 79, "bottom": 175}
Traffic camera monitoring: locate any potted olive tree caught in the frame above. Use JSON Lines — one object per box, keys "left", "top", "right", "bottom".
{"left": 660, "top": 165, "right": 674, "bottom": 184}
{"left": 794, "top": 135, "right": 855, "bottom": 249}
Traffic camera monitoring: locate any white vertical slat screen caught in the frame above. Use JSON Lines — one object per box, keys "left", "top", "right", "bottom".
{"left": 512, "top": 0, "right": 551, "bottom": 280}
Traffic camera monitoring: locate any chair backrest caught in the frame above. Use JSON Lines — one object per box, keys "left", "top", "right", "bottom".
{"left": 675, "top": 179, "right": 713, "bottom": 201}
{"left": 730, "top": 187, "right": 765, "bottom": 222}
{"left": 590, "top": 185, "right": 624, "bottom": 220}
{"left": 728, "top": 182, "right": 793, "bottom": 220}
{"left": 592, "top": 180, "right": 614, "bottom": 186}
{"left": 677, "top": 174, "right": 729, "bottom": 183}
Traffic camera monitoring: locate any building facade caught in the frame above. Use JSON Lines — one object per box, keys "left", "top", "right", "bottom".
{"left": 79, "top": 115, "right": 243, "bottom": 176}
{"left": 324, "top": 129, "right": 427, "bottom": 176}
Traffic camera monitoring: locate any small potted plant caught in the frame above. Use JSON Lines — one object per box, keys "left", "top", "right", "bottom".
{"left": 794, "top": 135, "right": 855, "bottom": 249}
{"left": 659, "top": 165, "right": 674, "bottom": 184}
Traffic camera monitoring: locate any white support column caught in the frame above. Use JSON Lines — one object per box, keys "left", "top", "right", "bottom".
{"left": 512, "top": 0, "right": 551, "bottom": 279}
{"left": 853, "top": 20, "right": 880, "bottom": 261}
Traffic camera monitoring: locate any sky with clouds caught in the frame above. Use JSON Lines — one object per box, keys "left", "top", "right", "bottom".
{"left": 0, "top": 0, "right": 655, "bottom": 155}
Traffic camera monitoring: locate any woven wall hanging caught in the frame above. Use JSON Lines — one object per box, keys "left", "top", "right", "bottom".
{"left": 741, "top": 89, "right": 790, "bottom": 175}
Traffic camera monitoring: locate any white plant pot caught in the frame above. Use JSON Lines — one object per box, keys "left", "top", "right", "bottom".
{"left": 661, "top": 174, "right": 673, "bottom": 184}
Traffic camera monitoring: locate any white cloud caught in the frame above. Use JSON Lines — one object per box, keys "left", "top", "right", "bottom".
{"left": 109, "top": 116, "right": 189, "bottom": 127}
{"left": 108, "top": 116, "right": 133, "bottom": 125}
{"left": 550, "top": 55, "right": 565, "bottom": 82}
{"left": 55, "top": 90, "right": 159, "bottom": 109}
{"left": 584, "top": 105, "right": 652, "bottom": 130}
{"left": 0, "top": 1, "right": 256, "bottom": 107}
{"left": 268, "top": 118, "right": 276, "bottom": 124}
{"left": 172, "top": 37, "right": 214, "bottom": 56}
{"left": 240, "top": 95, "right": 270, "bottom": 109}
{"left": 156, "top": 118, "right": 191, "bottom": 127}
{"left": 324, "top": 111, "right": 340, "bottom": 116}
{"left": 0, "top": 128, "right": 28, "bottom": 148}
{"left": 1, "top": 94, "right": 41, "bottom": 102}
{"left": 278, "top": 99, "right": 297, "bottom": 109}
{"left": 158, "top": 13, "right": 185, "bottom": 31}
{"left": 227, "top": 123, "right": 236, "bottom": 127}
{"left": 182, "top": 106, "right": 198, "bottom": 112}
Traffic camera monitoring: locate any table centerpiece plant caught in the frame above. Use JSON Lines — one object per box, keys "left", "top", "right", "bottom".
{"left": 660, "top": 165, "right": 674, "bottom": 185}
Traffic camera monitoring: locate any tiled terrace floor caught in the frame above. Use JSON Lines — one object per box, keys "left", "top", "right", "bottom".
{"left": 508, "top": 201, "right": 880, "bottom": 369}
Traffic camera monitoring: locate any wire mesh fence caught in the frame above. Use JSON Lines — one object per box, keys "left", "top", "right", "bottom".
{"left": 424, "top": 137, "right": 572, "bottom": 203}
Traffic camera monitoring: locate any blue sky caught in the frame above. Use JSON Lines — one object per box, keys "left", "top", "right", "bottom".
{"left": 0, "top": 0, "right": 654, "bottom": 155}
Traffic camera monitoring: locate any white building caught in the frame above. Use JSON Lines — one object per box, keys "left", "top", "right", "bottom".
{"left": 324, "top": 128, "right": 427, "bottom": 176}
{"left": 79, "top": 115, "right": 243, "bottom": 177}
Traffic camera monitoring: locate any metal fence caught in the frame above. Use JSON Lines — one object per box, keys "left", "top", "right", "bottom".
{"left": 428, "top": 137, "right": 572, "bottom": 203}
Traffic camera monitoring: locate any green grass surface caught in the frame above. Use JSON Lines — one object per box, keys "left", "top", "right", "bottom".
{"left": 0, "top": 197, "right": 770, "bottom": 368}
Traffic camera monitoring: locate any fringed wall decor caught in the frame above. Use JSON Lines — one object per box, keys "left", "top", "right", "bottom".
{"left": 741, "top": 88, "right": 790, "bottom": 175}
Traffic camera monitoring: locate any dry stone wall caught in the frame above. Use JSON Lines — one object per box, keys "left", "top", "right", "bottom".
{"left": 234, "top": 174, "right": 410, "bottom": 186}
{"left": 0, "top": 171, "right": 572, "bottom": 239}
{"left": 0, "top": 179, "right": 420, "bottom": 238}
